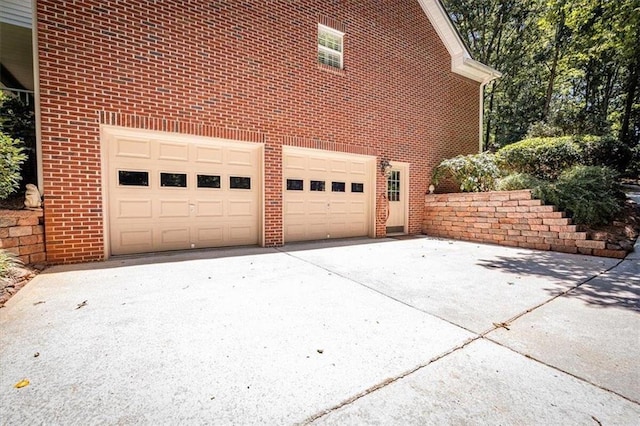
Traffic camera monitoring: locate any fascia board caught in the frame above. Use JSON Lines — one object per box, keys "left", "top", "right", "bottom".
{"left": 417, "top": 0, "right": 501, "bottom": 83}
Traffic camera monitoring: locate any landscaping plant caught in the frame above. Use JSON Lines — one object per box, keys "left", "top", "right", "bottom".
{"left": 0, "top": 249, "right": 23, "bottom": 281}
{"left": 0, "top": 131, "right": 27, "bottom": 200}
{"left": 496, "top": 137, "right": 581, "bottom": 180}
{"left": 496, "top": 173, "right": 542, "bottom": 191}
{"left": 576, "top": 135, "right": 632, "bottom": 174}
{"left": 536, "top": 165, "right": 625, "bottom": 226}
{"left": 431, "top": 152, "right": 501, "bottom": 192}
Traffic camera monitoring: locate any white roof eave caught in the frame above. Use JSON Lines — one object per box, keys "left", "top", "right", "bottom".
{"left": 418, "top": 0, "right": 501, "bottom": 84}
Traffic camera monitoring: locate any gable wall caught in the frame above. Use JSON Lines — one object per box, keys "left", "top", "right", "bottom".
{"left": 37, "top": 0, "right": 480, "bottom": 263}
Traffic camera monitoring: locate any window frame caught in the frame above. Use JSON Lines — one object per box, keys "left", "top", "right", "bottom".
{"left": 318, "top": 24, "right": 344, "bottom": 70}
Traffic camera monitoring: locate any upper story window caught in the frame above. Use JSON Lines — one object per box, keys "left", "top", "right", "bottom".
{"left": 318, "top": 24, "right": 343, "bottom": 69}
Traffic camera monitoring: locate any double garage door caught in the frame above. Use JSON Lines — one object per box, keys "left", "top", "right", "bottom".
{"left": 104, "top": 127, "right": 374, "bottom": 256}
{"left": 104, "top": 127, "right": 261, "bottom": 256}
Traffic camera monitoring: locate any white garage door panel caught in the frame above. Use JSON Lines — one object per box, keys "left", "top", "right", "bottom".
{"left": 158, "top": 142, "right": 188, "bottom": 161}
{"left": 118, "top": 199, "right": 152, "bottom": 218}
{"left": 195, "top": 200, "right": 223, "bottom": 217}
{"left": 283, "top": 147, "right": 374, "bottom": 243}
{"left": 116, "top": 138, "right": 151, "bottom": 159}
{"left": 159, "top": 200, "right": 190, "bottom": 218}
{"left": 105, "top": 127, "right": 261, "bottom": 256}
{"left": 119, "top": 229, "right": 153, "bottom": 249}
{"left": 197, "top": 227, "right": 224, "bottom": 243}
{"left": 195, "top": 146, "right": 223, "bottom": 163}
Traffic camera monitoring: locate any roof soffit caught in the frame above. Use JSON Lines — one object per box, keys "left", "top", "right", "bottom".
{"left": 416, "top": 0, "right": 501, "bottom": 83}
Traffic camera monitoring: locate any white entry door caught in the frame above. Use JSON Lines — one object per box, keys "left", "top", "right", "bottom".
{"left": 386, "top": 162, "right": 408, "bottom": 234}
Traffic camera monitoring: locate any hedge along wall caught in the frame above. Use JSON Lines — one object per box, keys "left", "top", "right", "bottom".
{"left": 0, "top": 210, "right": 46, "bottom": 265}
{"left": 422, "top": 190, "right": 627, "bottom": 259}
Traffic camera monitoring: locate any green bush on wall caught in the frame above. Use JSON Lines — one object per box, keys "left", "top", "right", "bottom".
{"left": 536, "top": 165, "right": 625, "bottom": 226}
{"left": 431, "top": 152, "right": 501, "bottom": 192}
{"left": 496, "top": 137, "right": 581, "bottom": 180}
{"left": 576, "top": 135, "right": 632, "bottom": 174}
{"left": 496, "top": 173, "right": 542, "bottom": 191}
{"left": 0, "top": 131, "right": 27, "bottom": 200}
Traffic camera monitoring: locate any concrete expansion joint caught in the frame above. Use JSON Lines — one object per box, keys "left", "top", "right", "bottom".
{"left": 484, "top": 336, "right": 640, "bottom": 406}
{"left": 483, "top": 257, "right": 626, "bottom": 337}
{"left": 277, "top": 248, "right": 480, "bottom": 336}
{"left": 300, "top": 336, "right": 483, "bottom": 425}
{"left": 479, "top": 256, "right": 639, "bottom": 406}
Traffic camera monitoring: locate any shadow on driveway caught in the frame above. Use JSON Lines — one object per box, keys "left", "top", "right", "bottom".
{"left": 477, "top": 250, "right": 638, "bottom": 312}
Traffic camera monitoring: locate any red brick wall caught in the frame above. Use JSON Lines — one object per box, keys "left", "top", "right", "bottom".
{"left": 423, "top": 191, "right": 627, "bottom": 258}
{"left": 37, "top": 0, "right": 481, "bottom": 263}
{"left": 0, "top": 210, "right": 46, "bottom": 265}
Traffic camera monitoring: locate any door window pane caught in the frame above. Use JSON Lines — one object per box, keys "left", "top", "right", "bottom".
{"left": 197, "top": 174, "right": 221, "bottom": 188}
{"left": 118, "top": 170, "right": 149, "bottom": 187}
{"left": 286, "top": 179, "right": 304, "bottom": 191}
{"left": 160, "top": 173, "right": 187, "bottom": 188}
{"left": 230, "top": 176, "right": 251, "bottom": 189}
{"left": 351, "top": 183, "right": 364, "bottom": 193}
{"left": 310, "top": 180, "right": 325, "bottom": 191}
{"left": 331, "top": 181, "right": 345, "bottom": 192}
{"left": 387, "top": 171, "right": 400, "bottom": 201}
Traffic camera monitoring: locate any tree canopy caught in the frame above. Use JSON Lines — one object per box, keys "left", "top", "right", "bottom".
{"left": 442, "top": 0, "right": 640, "bottom": 152}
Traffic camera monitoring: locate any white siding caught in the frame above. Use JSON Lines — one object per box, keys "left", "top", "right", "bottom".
{"left": 0, "top": 0, "right": 32, "bottom": 28}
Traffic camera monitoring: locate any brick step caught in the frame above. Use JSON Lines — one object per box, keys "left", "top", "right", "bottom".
{"left": 423, "top": 191, "right": 629, "bottom": 259}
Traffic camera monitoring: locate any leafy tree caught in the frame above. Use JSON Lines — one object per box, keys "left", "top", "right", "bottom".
{"left": 442, "top": 0, "right": 640, "bottom": 160}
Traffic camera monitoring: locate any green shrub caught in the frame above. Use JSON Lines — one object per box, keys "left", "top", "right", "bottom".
{"left": 432, "top": 152, "right": 501, "bottom": 192}
{"left": 576, "top": 135, "right": 632, "bottom": 174}
{"left": 496, "top": 137, "right": 581, "bottom": 180}
{"left": 0, "top": 131, "right": 27, "bottom": 200}
{"left": 496, "top": 173, "right": 542, "bottom": 191}
{"left": 536, "top": 166, "right": 624, "bottom": 226}
{"left": 525, "top": 121, "right": 565, "bottom": 138}
{"left": 0, "top": 249, "right": 23, "bottom": 280}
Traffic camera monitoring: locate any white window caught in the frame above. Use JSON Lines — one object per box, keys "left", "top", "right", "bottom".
{"left": 318, "top": 24, "right": 343, "bottom": 69}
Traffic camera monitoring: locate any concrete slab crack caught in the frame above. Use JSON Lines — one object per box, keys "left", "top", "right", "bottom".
{"left": 277, "top": 248, "right": 479, "bottom": 336}
{"left": 298, "top": 336, "right": 481, "bottom": 425}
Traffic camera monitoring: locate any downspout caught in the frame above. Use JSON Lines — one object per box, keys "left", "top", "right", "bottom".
{"left": 479, "top": 81, "right": 486, "bottom": 153}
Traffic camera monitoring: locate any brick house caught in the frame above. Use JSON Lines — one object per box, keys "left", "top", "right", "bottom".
{"left": 25, "top": 0, "right": 499, "bottom": 263}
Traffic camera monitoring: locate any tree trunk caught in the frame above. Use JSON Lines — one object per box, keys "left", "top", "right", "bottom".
{"left": 484, "top": 82, "right": 497, "bottom": 150}
{"left": 620, "top": 27, "right": 640, "bottom": 145}
{"left": 543, "top": 9, "right": 565, "bottom": 120}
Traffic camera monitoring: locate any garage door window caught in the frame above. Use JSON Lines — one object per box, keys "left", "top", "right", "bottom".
{"left": 118, "top": 170, "right": 149, "bottom": 187}
{"left": 197, "top": 174, "right": 221, "bottom": 189}
{"left": 351, "top": 183, "right": 364, "bottom": 193}
{"left": 331, "top": 181, "right": 345, "bottom": 192}
{"left": 160, "top": 172, "right": 187, "bottom": 188}
{"left": 310, "top": 180, "right": 325, "bottom": 191}
{"left": 287, "top": 179, "right": 304, "bottom": 191}
{"left": 230, "top": 176, "right": 251, "bottom": 189}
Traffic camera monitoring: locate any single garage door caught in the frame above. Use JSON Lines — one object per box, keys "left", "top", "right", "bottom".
{"left": 283, "top": 147, "right": 375, "bottom": 242}
{"left": 103, "top": 126, "right": 262, "bottom": 256}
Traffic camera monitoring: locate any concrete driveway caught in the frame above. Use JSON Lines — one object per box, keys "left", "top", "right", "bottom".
{"left": 1, "top": 237, "right": 638, "bottom": 425}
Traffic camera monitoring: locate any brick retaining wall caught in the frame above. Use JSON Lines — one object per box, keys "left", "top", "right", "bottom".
{"left": 423, "top": 190, "right": 626, "bottom": 259}
{"left": 0, "top": 210, "right": 46, "bottom": 265}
